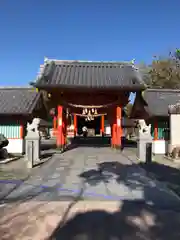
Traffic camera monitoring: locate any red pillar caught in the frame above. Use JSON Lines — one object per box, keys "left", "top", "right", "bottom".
{"left": 112, "top": 123, "right": 117, "bottom": 148}
{"left": 57, "top": 105, "right": 63, "bottom": 148}
{"left": 20, "top": 122, "right": 24, "bottom": 139}
{"left": 74, "top": 114, "right": 77, "bottom": 137}
{"left": 154, "top": 119, "right": 158, "bottom": 140}
{"left": 116, "top": 106, "right": 122, "bottom": 149}
{"left": 100, "top": 115, "right": 105, "bottom": 136}
{"left": 110, "top": 109, "right": 116, "bottom": 148}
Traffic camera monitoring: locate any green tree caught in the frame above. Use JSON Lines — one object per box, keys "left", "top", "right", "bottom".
{"left": 147, "top": 51, "right": 180, "bottom": 89}
{"left": 138, "top": 63, "right": 152, "bottom": 87}
{"left": 124, "top": 103, "right": 133, "bottom": 117}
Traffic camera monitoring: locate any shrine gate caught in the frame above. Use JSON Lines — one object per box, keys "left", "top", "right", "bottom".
{"left": 33, "top": 59, "right": 145, "bottom": 150}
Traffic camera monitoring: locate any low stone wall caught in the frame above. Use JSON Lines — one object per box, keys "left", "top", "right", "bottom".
{"left": 152, "top": 140, "right": 167, "bottom": 155}
{"left": 5, "top": 139, "right": 23, "bottom": 154}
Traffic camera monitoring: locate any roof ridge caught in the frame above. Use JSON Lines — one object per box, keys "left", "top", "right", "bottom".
{"left": 44, "top": 58, "right": 135, "bottom": 65}
{"left": 28, "top": 92, "right": 41, "bottom": 114}
{"left": 0, "top": 86, "right": 35, "bottom": 90}
{"left": 146, "top": 88, "right": 180, "bottom": 92}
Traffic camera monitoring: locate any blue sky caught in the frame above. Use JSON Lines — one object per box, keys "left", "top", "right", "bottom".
{"left": 0, "top": 0, "right": 179, "bottom": 91}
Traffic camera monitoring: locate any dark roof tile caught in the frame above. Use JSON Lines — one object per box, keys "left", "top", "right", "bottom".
{"left": 122, "top": 118, "right": 137, "bottom": 127}
{"left": 35, "top": 60, "right": 145, "bottom": 89}
{"left": 144, "top": 89, "right": 180, "bottom": 117}
{"left": 0, "top": 88, "right": 41, "bottom": 115}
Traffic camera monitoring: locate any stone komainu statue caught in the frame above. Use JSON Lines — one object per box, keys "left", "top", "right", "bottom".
{"left": 26, "top": 118, "right": 40, "bottom": 133}
{"left": 138, "top": 119, "right": 151, "bottom": 135}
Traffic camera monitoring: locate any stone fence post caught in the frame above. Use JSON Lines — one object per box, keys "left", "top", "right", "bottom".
{"left": 25, "top": 118, "right": 41, "bottom": 168}
{"left": 136, "top": 120, "right": 153, "bottom": 163}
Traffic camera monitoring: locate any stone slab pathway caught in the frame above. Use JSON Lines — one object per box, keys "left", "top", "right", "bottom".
{"left": 1, "top": 147, "right": 180, "bottom": 239}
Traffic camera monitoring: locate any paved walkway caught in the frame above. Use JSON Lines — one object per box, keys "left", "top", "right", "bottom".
{"left": 1, "top": 147, "right": 180, "bottom": 240}
{"left": 1, "top": 147, "right": 180, "bottom": 207}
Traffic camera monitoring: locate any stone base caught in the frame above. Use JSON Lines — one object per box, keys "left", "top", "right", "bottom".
{"left": 27, "top": 160, "right": 33, "bottom": 169}
{"left": 164, "top": 155, "right": 180, "bottom": 163}
{"left": 57, "top": 145, "right": 65, "bottom": 153}
{"left": 111, "top": 145, "right": 122, "bottom": 151}
{"left": 114, "top": 145, "right": 123, "bottom": 151}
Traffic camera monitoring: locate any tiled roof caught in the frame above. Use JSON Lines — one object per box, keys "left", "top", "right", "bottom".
{"left": 144, "top": 89, "right": 180, "bottom": 117}
{"left": 0, "top": 88, "right": 41, "bottom": 115}
{"left": 35, "top": 60, "right": 145, "bottom": 90}
{"left": 122, "top": 118, "right": 137, "bottom": 127}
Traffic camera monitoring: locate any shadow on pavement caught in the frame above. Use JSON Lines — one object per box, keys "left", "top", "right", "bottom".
{"left": 49, "top": 161, "right": 180, "bottom": 239}
{"left": 1, "top": 150, "right": 180, "bottom": 239}
{"left": 39, "top": 152, "right": 55, "bottom": 161}
{"left": 79, "top": 161, "right": 180, "bottom": 209}
{"left": 139, "top": 161, "right": 180, "bottom": 196}
{"left": 1, "top": 161, "right": 180, "bottom": 208}
{"left": 0, "top": 189, "right": 85, "bottom": 240}
{"left": 0, "top": 161, "right": 180, "bottom": 239}
{"left": 49, "top": 199, "right": 180, "bottom": 240}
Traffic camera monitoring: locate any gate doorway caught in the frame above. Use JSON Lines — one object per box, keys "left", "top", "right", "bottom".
{"left": 34, "top": 59, "right": 145, "bottom": 149}
{"left": 77, "top": 116, "right": 101, "bottom": 136}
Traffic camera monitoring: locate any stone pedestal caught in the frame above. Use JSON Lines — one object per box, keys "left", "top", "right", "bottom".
{"left": 137, "top": 131, "right": 153, "bottom": 163}
{"left": 25, "top": 132, "right": 40, "bottom": 168}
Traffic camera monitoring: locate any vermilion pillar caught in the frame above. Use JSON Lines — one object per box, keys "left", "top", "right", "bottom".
{"left": 74, "top": 114, "right": 77, "bottom": 137}
{"left": 110, "top": 109, "right": 116, "bottom": 148}
{"left": 112, "top": 123, "right": 117, "bottom": 148}
{"left": 100, "top": 115, "right": 105, "bottom": 136}
{"left": 116, "top": 106, "right": 122, "bottom": 149}
{"left": 20, "top": 121, "right": 25, "bottom": 154}
{"left": 154, "top": 119, "right": 158, "bottom": 140}
{"left": 57, "top": 105, "right": 63, "bottom": 148}
{"left": 20, "top": 123, "right": 23, "bottom": 139}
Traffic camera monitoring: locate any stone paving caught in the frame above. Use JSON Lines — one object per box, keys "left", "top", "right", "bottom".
{"left": 1, "top": 200, "right": 180, "bottom": 240}
{"left": 1, "top": 147, "right": 180, "bottom": 239}
{"left": 1, "top": 147, "right": 180, "bottom": 207}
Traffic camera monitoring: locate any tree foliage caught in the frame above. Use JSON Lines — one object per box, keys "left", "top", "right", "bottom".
{"left": 138, "top": 63, "right": 152, "bottom": 87}
{"left": 124, "top": 103, "right": 133, "bottom": 117}
{"left": 144, "top": 50, "right": 180, "bottom": 89}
